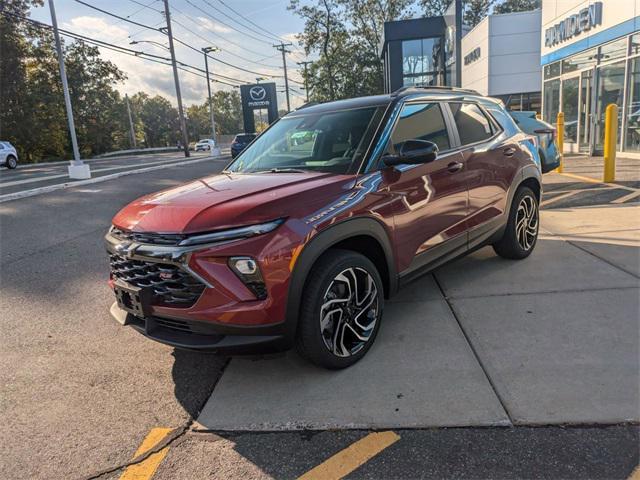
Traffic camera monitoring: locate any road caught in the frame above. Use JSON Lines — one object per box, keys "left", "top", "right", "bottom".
{"left": 0, "top": 155, "right": 638, "bottom": 479}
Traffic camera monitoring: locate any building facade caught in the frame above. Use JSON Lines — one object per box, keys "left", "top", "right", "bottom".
{"left": 541, "top": 0, "right": 640, "bottom": 155}
{"left": 461, "top": 10, "right": 542, "bottom": 112}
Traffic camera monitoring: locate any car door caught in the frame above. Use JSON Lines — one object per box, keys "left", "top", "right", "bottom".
{"left": 375, "top": 102, "right": 469, "bottom": 276}
{"left": 446, "top": 102, "right": 514, "bottom": 245}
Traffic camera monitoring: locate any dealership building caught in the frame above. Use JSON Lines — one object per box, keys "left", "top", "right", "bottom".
{"left": 380, "top": 0, "right": 640, "bottom": 155}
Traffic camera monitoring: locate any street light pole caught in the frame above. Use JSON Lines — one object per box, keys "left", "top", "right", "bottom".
{"left": 297, "top": 61, "right": 312, "bottom": 102}
{"left": 162, "top": 0, "right": 190, "bottom": 157}
{"left": 48, "top": 0, "right": 90, "bottom": 179}
{"left": 202, "top": 47, "right": 221, "bottom": 155}
{"left": 125, "top": 94, "right": 136, "bottom": 149}
{"left": 274, "top": 42, "right": 292, "bottom": 112}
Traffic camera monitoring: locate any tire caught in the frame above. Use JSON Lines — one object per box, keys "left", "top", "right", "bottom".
{"left": 493, "top": 186, "right": 539, "bottom": 260}
{"left": 6, "top": 155, "right": 17, "bottom": 169}
{"left": 295, "top": 249, "right": 384, "bottom": 369}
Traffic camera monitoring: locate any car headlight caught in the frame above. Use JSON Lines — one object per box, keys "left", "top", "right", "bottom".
{"left": 178, "top": 219, "right": 285, "bottom": 247}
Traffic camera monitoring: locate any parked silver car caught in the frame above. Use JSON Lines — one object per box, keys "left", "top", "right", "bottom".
{"left": 0, "top": 141, "right": 18, "bottom": 169}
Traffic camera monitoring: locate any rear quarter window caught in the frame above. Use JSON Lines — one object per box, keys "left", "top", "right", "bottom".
{"left": 449, "top": 103, "right": 494, "bottom": 145}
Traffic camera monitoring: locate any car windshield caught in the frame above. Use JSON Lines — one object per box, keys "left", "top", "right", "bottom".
{"left": 235, "top": 135, "right": 255, "bottom": 142}
{"left": 226, "top": 107, "right": 380, "bottom": 174}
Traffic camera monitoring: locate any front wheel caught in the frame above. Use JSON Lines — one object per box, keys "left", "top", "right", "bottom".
{"left": 295, "top": 250, "right": 384, "bottom": 369}
{"left": 493, "top": 186, "right": 539, "bottom": 259}
{"left": 6, "top": 155, "right": 17, "bottom": 169}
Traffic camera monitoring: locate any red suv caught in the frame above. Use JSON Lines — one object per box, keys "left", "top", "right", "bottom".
{"left": 106, "top": 87, "right": 541, "bottom": 369}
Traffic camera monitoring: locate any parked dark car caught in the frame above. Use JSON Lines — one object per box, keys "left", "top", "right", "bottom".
{"left": 106, "top": 87, "right": 542, "bottom": 369}
{"left": 230, "top": 133, "right": 257, "bottom": 158}
{"left": 509, "top": 111, "right": 560, "bottom": 173}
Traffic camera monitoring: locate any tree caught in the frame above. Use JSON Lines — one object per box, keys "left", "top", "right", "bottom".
{"left": 493, "top": 0, "right": 540, "bottom": 14}
{"left": 212, "top": 90, "right": 242, "bottom": 134}
{"left": 420, "top": 0, "right": 451, "bottom": 17}
{"left": 463, "top": 0, "right": 494, "bottom": 27}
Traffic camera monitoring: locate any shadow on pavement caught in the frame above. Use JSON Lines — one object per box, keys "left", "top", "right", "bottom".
{"left": 171, "top": 349, "right": 228, "bottom": 418}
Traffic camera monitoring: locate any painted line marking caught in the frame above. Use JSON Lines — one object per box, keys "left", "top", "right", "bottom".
{"left": 0, "top": 156, "right": 212, "bottom": 188}
{"left": 297, "top": 431, "right": 400, "bottom": 480}
{"left": 556, "top": 172, "right": 638, "bottom": 192}
{"left": 0, "top": 155, "right": 227, "bottom": 203}
{"left": 119, "top": 427, "right": 173, "bottom": 480}
{"left": 540, "top": 190, "right": 580, "bottom": 208}
{"left": 612, "top": 190, "right": 640, "bottom": 204}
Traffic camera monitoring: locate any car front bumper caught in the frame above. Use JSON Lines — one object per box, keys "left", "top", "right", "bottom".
{"left": 110, "top": 301, "right": 289, "bottom": 354}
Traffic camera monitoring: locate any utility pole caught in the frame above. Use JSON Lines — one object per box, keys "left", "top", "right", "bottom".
{"left": 274, "top": 42, "right": 292, "bottom": 112}
{"left": 202, "top": 46, "right": 221, "bottom": 155}
{"left": 48, "top": 0, "right": 90, "bottom": 179}
{"left": 125, "top": 94, "right": 136, "bottom": 149}
{"left": 162, "top": 0, "right": 190, "bottom": 157}
{"left": 297, "top": 61, "right": 312, "bottom": 102}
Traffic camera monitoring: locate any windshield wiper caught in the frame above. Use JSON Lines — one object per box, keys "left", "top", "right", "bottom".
{"left": 255, "top": 168, "right": 308, "bottom": 173}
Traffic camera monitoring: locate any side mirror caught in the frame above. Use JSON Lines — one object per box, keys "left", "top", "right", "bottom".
{"left": 382, "top": 139, "right": 439, "bottom": 167}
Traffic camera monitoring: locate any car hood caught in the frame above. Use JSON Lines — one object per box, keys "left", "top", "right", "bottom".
{"left": 112, "top": 171, "right": 356, "bottom": 233}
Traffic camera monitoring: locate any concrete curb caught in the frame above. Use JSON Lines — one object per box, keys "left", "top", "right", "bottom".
{"left": 0, "top": 155, "right": 227, "bottom": 203}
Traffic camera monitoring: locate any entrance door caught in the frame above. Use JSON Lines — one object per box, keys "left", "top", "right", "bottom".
{"left": 593, "top": 61, "right": 626, "bottom": 155}
{"left": 562, "top": 75, "right": 580, "bottom": 149}
{"left": 578, "top": 69, "right": 594, "bottom": 153}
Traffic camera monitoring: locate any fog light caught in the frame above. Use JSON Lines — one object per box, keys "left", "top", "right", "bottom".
{"left": 229, "top": 256, "right": 267, "bottom": 300}
{"left": 232, "top": 258, "right": 258, "bottom": 275}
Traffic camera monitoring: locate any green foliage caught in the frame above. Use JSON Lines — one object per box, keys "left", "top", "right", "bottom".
{"left": 420, "top": 0, "right": 451, "bottom": 17}
{"left": 493, "top": 0, "right": 540, "bottom": 14}
{"left": 289, "top": 0, "right": 413, "bottom": 102}
{"left": 463, "top": 0, "right": 494, "bottom": 27}
{"left": 0, "top": 0, "right": 244, "bottom": 162}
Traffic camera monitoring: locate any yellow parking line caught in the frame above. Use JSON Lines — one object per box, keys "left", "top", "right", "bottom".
{"left": 557, "top": 172, "right": 638, "bottom": 192}
{"left": 298, "top": 431, "right": 400, "bottom": 480}
{"left": 612, "top": 190, "right": 640, "bottom": 204}
{"left": 119, "top": 427, "right": 173, "bottom": 480}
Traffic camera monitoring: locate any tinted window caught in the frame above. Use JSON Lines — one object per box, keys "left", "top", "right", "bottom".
{"left": 449, "top": 103, "right": 493, "bottom": 145}
{"left": 227, "top": 107, "right": 380, "bottom": 174}
{"left": 386, "top": 103, "right": 450, "bottom": 154}
{"left": 235, "top": 134, "right": 255, "bottom": 143}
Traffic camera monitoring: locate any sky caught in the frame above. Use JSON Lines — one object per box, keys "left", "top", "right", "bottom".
{"left": 29, "top": 0, "right": 309, "bottom": 109}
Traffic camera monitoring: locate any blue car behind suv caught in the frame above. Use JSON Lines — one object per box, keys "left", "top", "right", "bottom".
{"left": 509, "top": 111, "right": 560, "bottom": 174}
{"left": 230, "top": 133, "right": 257, "bottom": 158}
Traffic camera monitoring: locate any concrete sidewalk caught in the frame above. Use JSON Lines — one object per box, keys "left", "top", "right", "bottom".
{"left": 196, "top": 203, "right": 639, "bottom": 431}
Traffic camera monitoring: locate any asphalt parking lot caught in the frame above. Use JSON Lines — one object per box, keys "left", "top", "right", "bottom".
{"left": 0, "top": 154, "right": 638, "bottom": 479}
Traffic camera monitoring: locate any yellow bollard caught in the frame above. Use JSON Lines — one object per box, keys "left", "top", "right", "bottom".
{"left": 603, "top": 103, "right": 618, "bottom": 183}
{"left": 556, "top": 112, "right": 564, "bottom": 173}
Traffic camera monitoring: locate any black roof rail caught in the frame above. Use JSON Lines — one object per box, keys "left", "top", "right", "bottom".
{"left": 391, "top": 85, "right": 481, "bottom": 97}
{"left": 296, "top": 101, "right": 320, "bottom": 110}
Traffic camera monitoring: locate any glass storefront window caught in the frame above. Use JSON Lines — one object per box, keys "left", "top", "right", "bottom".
{"left": 598, "top": 38, "right": 629, "bottom": 64}
{"left": 594, "top": 60, "right": 626, "bottom": 151}
{"left": 561, "top": 48, "right": 597, "bottom": 74}
{"left": 544, "top": 62, "right": 560, "bottom": 79}
{"left": 562, "top": 77, "right": 580, "bottom": 143}
{"left": 402, "top": 37, "right": 444, "bottom": 87}
{"left": 625, "top": 57, "right": 640, "bottom": 152}
{"left": 543, "top": 79, "right": 560, "bottom": 124}
{"left": 631, "top": 34, "right": 640, "bottom": 56}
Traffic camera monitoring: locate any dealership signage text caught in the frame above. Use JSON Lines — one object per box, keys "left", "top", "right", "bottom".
{"left": 464, "top": 47, "right": 481, "bottom": 65}
{"left": 545, "top": 2, "right": 602, "bottom": 48}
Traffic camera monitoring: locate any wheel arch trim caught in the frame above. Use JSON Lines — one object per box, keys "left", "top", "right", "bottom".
{"left": 283, "top": 216, "right": 397, "bottom": 341}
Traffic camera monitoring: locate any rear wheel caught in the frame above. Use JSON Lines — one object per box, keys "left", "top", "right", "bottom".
{"left": 493, "top": 186, "right": 539, "bottom": 259}
{"left": 295, "top": 249, "right": 383, "bottom": 369}
{"left": 6, "top": 155, "right": 17, "bottom": 169}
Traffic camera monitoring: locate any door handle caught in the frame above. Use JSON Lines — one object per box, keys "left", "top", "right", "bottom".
{"left": 503, "top": 146, "right": 517, "bottom": 157}
{"left": 447, "top": 161, "right": 463, "bottom": 173}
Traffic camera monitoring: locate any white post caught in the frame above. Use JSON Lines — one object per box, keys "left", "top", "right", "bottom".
{"left": 48, "top": 0, "right": 90, "bottom": 179}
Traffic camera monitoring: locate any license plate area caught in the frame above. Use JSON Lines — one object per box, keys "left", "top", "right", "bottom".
{"left": 114, "top": 280, "right": 152, "bottom": 317}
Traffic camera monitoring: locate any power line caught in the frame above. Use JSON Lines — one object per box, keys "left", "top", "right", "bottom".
{"left": 186, "top": 0, "right": 273, "bottom": 45}
{"left": 73, "top": 0, "right": 281, "bottom": 80}
{"left": 214, "top": 0, "right": 287, "bottom": 43}
{"left": 3, "top": 11, "right": 242, "bottom": 88}
{"left": 73, "top": 0, "right": 160, "bottom": 32}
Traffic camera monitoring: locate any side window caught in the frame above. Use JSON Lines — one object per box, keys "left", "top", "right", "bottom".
{"left": 386, "top": 102, "right": 451, "bottom": 155}
{"left": 449, "top": 103, "right": 494, "bottom": 145}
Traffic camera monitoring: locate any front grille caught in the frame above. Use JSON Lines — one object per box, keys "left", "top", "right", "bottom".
{"left": 109, "top": 253, "right": 206, "bottom": 308}
{"left": 154, "top": 317, "right": 193, "bottom": 333}
{"left": 111, "top": 227, "right": 185, "bottom": 246}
